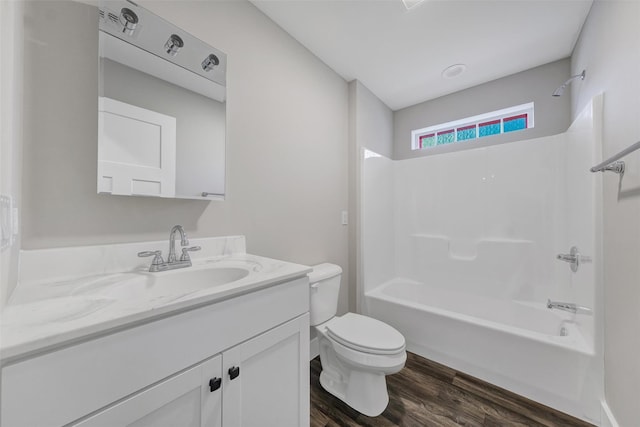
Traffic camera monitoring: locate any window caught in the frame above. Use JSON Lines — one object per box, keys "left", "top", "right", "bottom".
{"left": 457, "top": 125, "right": 476, "bottom": 141}
{"left": 478, "top": 119, "right": 501, "bottom": 137}
{"left": 503, "top": 114, "right": 528, "bottom": 133}
{"left": 436, "top": 129, "right": 455, "bottom": 145}
{"left": 419, "top": 133, "right": 435, "bottom": 148}
{"left": 411, "top": 102, "right": 534, "bottom": 151}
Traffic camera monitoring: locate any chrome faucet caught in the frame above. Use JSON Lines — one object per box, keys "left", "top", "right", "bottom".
{"left": 138, "top": 225, "right": 201, "bottom": 272}
{"left": 547, "top": 299, "right": 593, "bottom": 316}
{"left": 168, "top": 225, "right": 189, "bottom": 263}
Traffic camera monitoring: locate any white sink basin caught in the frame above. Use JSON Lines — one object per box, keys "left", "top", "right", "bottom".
{"left": 149, "top": 266, "right": 250, "bottom": 294}
{"left": 72, "top": 266, "right": 250, "bottom": 301}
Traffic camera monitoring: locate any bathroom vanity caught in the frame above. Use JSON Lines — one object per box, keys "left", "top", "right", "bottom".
{"left": 1, "top": 236, "right": 310, "bottom": 427}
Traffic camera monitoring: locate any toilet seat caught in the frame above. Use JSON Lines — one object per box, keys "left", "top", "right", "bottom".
{"left": 325, "top": 313, "right": 405, "bottom": 355}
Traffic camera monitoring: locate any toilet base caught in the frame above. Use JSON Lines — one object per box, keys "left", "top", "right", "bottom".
{"left": 314, "top": 316, "right": 406, "bottom": 417}
{"left": 319, "top": 368, "right": 389, "bottom": 417}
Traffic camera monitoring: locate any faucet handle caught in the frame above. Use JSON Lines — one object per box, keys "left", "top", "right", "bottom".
{"left": 138, "top": 250, "right": 164, "bottom": 266}
{"left": 180, "top": 246, "right": 201, "bottom": 262}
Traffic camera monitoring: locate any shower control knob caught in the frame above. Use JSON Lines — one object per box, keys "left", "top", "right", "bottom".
{"left": 209, "top": 377, "right": 221, "bottom": 392}
{"left": 556, "top": 246, "right": 591, "bottom": 272}
{"left": 228, "top": 366, "right": 240, "bottom": 380}
{"left": 557, "top": 253, "right": 578, "bottom": 263}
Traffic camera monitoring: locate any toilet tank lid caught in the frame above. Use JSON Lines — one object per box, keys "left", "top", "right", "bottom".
{"left": 308, "top": 263, "right": 342, "bottom": 283}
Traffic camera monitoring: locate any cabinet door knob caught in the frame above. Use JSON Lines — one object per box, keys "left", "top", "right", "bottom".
{"left": 209, "top": 377, "right": 222, "bottom": 392}
{"left": 228, "top": 366, "right": 240, "bottom": 380}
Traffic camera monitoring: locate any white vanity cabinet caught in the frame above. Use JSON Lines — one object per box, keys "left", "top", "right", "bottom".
{"left": 222, "top": 315, "right": 309, "bottom": 427}
{"left": 73, "top": 316, "right": 308, "bottom": 427}
{"left": 1, "top": 277, "right": 310, "bottom": 427}
{"left": 74, "top": 355, "right": 223, "bottom": 427}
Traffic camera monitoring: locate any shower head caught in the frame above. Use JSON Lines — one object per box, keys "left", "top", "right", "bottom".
{"left": 552, "top": 70, "right": 586, "bottom": 97}
{"left": 552, "top": 87, "right": 564, "bottom": 97}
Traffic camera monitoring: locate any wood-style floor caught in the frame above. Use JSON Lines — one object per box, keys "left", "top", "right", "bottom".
{"left": 310, "top": 352, "right": 594, "bottom": 427}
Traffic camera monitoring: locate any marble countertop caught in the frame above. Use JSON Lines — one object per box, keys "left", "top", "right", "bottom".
{"left": 1, "top": 253, "right": 311, "bottom": 362}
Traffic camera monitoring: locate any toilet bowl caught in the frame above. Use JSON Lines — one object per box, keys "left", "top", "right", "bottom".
{"left": 309, "top": 263, "right": 406, "bottom": 417}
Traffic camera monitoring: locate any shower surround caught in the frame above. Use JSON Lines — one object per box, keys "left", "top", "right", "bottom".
{"left": 361, "top": 97, "right": 604, "bottom": 424}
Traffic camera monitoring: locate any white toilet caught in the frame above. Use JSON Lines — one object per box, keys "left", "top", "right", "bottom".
{"left": 309, "top": 263, "right": 406, "bottom": 417}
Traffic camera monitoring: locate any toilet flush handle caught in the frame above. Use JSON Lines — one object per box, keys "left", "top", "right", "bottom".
{"left": 310, "top": 282, "right": 319, "bottom": 292}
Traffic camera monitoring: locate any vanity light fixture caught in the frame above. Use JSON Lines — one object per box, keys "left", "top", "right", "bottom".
{"left": 119, "top": 8, "right": 138, "bottom": 36}
{"left": 164, "top": 34, "right": 184, "bottom": 56}
{"left": 201, "top": 54, "right": 220, "bottom": 72}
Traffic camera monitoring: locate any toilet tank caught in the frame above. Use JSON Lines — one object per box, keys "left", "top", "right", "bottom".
{"left": 308, "top": 263, "right": 342, "bottom": 326}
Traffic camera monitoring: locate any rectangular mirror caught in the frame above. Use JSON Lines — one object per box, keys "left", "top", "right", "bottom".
{"left": 98, "top": 0, "right": 226, "bottom": 200}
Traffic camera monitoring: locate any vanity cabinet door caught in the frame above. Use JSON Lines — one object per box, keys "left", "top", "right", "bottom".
{"left": 73, "top": 355, "right": 222, "bottom": 427}
{"left": 222, "top": 314, "right": 309, "bottom": 427}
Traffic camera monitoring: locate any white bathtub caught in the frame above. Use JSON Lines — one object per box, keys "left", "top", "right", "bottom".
{"left": 364, "top": 279, "right": 600, "bottom": 423}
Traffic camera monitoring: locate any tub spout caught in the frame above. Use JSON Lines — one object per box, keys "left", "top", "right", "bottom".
{"left": 547, "top": 299, "right": 592, "bottom": 315}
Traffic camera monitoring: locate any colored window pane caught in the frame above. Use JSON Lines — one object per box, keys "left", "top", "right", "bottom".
{"left": 456, "top": 125, "right": 476, "bottom": 141}
{"left": 412, "top": 103, "right": 534, "bottom": 150}
{"left": 419, "top": 134, "right": 436, "bottom": 148}
{"left": 436, "top": 130, "right": 455, "bottom": 145}
{"left": 479, "top": 120, "right": 501, "bottom": 138}
{"left": 504, "top": 114, "right": 528, "bottom": 133}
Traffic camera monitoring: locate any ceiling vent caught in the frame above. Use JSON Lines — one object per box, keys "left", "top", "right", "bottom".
{"left": 442, "top": 64, "right": 467, "bottom": 79}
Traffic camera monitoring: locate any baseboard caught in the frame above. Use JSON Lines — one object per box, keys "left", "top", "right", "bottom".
{"left": 601, "top": 400, "right": 619, "bottom": 427}
{"left": 310, "top": 336, "right": 319, "bottom": 360}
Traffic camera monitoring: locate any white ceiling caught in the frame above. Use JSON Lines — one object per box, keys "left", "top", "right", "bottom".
{"left": 250, "top": 0, "right": 593, "bottom": 110}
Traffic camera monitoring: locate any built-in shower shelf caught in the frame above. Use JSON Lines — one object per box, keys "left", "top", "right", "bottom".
{"left": 409, "top": 234, "right": 533, "bottom": 261}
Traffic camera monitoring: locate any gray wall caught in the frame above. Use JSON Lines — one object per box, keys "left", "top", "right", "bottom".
{"left": 352, "top": 81, "right": 394, "bottom": 159}
{"left": 348, "top": 80, "right": 393, "bottom": 311}
{"left": 571, "top": 2, "right": 640, "bottom": 425}
{"left": 21, "top": 1, "right": 349, "bottom": 313}
{"left": 393, "top": 59, "right": 572, "bottom": 160}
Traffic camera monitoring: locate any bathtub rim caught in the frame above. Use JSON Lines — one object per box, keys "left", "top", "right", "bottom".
{"left": 366, "top": 278, "right": 594, "bottom": 357}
